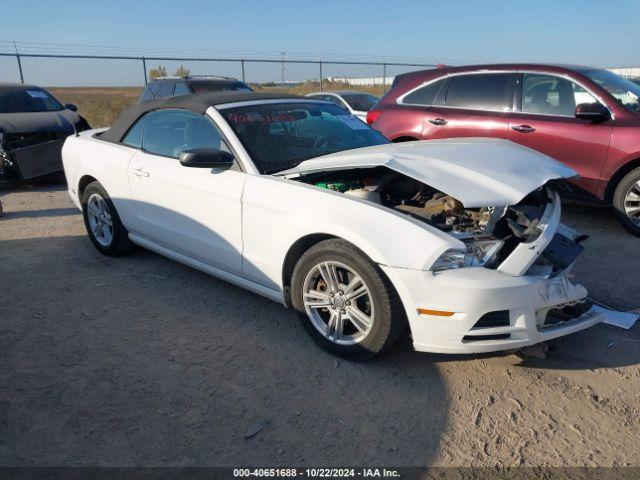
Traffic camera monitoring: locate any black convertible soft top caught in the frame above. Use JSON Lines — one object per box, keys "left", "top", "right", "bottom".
{"left": 100, "top": 91, "right": 306, "bottom": 143}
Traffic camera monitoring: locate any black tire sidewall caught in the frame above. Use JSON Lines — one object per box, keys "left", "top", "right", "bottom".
{"left": 81, "top": 182, "right": 132, "bottom": 255}
{"left": 613, "top": 167, "right": 640, "bottom": 237}
{"left": 291, "top": 240, "right": 400, "bottom": 360}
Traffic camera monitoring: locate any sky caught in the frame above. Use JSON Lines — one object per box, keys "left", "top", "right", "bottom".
{"left": 0, "top": 0, "right": 637, "bottom": 85}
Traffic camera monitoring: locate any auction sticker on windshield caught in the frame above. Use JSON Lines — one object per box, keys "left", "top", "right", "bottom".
{"left": 26, "top": 90, "right": 49, "bottom": 99}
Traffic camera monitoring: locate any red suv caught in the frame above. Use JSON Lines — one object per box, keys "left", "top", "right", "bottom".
{"left": 368, "top": 64, "right": 640, "bottom": 235}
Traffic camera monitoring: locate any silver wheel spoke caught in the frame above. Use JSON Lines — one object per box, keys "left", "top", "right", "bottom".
{"left": 625, "top": 204, "right": 640, "bottom": 216}
{"left": 303, "top": 290, "right": 331, "bottom": 309}
{"left": 326, "top": 310, "right": 344, "bottom": 341}
{"left": 318, "top": 262, "right": 340, "bottom": 291}
{"left": 326, "top": 310, "right": 337, "bottom": 339}
{"left": 345, "top": 284, "right": 368, "bottom": 302}
{"left": 344, "top": 275, "right": 363, "bottom": 295}
{"left": 346, "top": 306, "right": 372, "bottom": 334}
{"left": 87, "top": 203, "right": 100, "bottom": 217}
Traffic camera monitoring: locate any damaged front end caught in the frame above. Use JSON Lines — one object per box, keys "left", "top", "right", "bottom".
{"left": 294, "top": 165, "right": 585, "bottom": 274}
{"left": 294, "top": 165, "right": 600, "bottom": 336}
{"left": 0, "top": 130, "right": 74, "bottom": 181}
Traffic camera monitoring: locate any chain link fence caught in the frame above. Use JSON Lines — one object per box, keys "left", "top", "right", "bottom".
{"left": 0, "top": 51, "right": 436, "bottom": 92}
{"left": 0, "top": 43, "right": 443, "bottom": 126}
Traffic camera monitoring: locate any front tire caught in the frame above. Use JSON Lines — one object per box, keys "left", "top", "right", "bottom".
{"left": 613, "top": 167, "right": 640, "bottom": 236}
{"left": 291, "top": 239, "right": 406, "bottom": 360}
{"left": 81, "top": 181, "right": 134, "bottom": 255}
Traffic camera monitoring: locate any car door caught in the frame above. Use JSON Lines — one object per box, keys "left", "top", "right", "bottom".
{"left": 508, "top": 72, "right": 613, "bottom": 193}
{"left": 419, "top": 72, "right": 516, "bottom": 140}
{"left": 126, "top": 109, "right": 245, "bottom": 274}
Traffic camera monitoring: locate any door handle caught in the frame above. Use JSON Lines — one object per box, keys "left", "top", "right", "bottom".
{"left": 511, "top": 124, "right": 536, "bottom": 133}
{"left": 429, "top": 117, "right": 447, "bottom": 126}
{"left": 131, "top": 167, "right": 149, "bottom": 177}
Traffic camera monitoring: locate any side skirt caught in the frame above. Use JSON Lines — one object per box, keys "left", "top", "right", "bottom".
{"left": 129, "top": 233, "right": 286, "bottom": 305}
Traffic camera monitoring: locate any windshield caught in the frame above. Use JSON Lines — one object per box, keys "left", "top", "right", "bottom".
{"left": 340, "top": 93, "right": 378, "bottom": 112}
{"left": 192, "top": 82, "right": 253, "bottom": 94}
{"left": 582, "top": 69, "right": 640, "bottom": 114}
{"left": 0, "top": 87, "right": 63, "bottom": 113}
{"left": 221, "top": 101, "right": 389, "bottom": 174}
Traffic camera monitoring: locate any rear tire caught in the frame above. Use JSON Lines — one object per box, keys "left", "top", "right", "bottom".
{"left": 612, "top": 167, "right": 640, "bottom": 236}
{"left": 81, "top": 181, "right": 135, "bottom": 255}
{"left": 291, "top": 239, "right": 406, "bottom": 360}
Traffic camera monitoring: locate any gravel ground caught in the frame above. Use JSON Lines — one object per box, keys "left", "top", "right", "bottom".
{"left": 0, "top": 183, "right": 638, "bottom": 467}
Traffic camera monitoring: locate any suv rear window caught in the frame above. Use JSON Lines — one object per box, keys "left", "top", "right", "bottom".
{"left": 401, "top": 78, "right": 446, "bottom": 105}
{"left": 444, "top": 73, "right": 513, "bottom": 111}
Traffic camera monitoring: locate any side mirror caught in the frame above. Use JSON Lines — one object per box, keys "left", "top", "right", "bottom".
{"left": 179, "top": 148, "right": 235, "bottom": 169}
{"left": 65, "top": 103, "right": 78, "bottom": 112}
{"left": 575, "top": 102, "right": 609, "bottom": 122}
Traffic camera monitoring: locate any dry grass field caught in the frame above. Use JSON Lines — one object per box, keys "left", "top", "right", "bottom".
{"left": 49, "top": 87, "right": 142, "bottom": 128}
{"left": 48, "top": 82, "right": 386, "bottom": 128}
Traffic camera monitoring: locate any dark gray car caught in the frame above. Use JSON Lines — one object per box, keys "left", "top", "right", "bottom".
{"left": 138, "top": 76, "right": 253, "bottom": 103}
{"left": 0, "top": 83, "right": 90, "bottom": 181}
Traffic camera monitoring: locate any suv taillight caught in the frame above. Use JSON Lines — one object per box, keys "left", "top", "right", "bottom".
{"left": 366, "top": 110, "right": 382, "bottom": 125}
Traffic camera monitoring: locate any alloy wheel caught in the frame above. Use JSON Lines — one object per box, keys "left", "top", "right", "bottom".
{"left": 624, "top": 180, "right": 640, "bottom": 226}
{"left": 86, "top": 193, "right": 114, "bottom": 247}
{"left": 302, "top": 261, "right": 374, "bottom": 345}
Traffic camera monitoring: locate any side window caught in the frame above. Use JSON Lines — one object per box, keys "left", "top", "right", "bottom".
{"left": 174, "top": 83, "right": 191, "bottom": 96}
{"left": 402, "top": 78, "right": 446, "bottom": 105}
{"left": 328, "top": 95, "right": 347, "bottom": 109}
{"left": 139, "top": 86, "right": 155, "bottom": 103}
{"left": 122, "top": 116, "right": 145, "bottom": 148}
{"left": 148, "top": 83, "right": 161, "bottom": 99}
{"left": 522, "top": 73, "right": 597, "bottom": 116}
{"left": 444, "top": 73, "right": 513, "bottom": 110}
{"left": 157, "top": 82, "right": 175, "bottom": 98}
{"left": 142, "top": 109, "right": 231, "bottom": 159}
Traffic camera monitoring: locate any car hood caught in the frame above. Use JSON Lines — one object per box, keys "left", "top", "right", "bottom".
{"left": 278, "top": 138, "right": 577, "bottom": 207}
{"left": 0, "top": 110, "right": 81, "bottom": 134}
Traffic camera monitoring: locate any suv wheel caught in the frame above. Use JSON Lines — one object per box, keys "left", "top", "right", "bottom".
{"left": 613, "top": 167, "right": 640, "bottom": 236}
{"left": 291, "top": 239, "right": 406, "bottom": 360}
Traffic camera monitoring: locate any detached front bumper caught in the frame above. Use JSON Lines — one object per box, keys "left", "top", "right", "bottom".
{"left": 382, "top": 265, "right": 602, "bottom": 354}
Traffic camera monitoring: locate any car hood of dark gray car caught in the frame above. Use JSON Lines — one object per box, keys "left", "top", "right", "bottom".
{"left": 0, "top": 109, "right": 82, "bottom": 134}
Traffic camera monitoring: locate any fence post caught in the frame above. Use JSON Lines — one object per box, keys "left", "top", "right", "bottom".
{"left": 382, "top": 63, "right": 387, "bottom": 95}
{"left": 241, "top": 59, "right": 246, "bottom": 83}
{"left": 142, "top": 57, "right": 148, "bottom": 85}
{"left": 319, "top": 60, "right": 323, "bottom": 92}
{"left": 14, "top": 42, "right": 24, "bottom": 84}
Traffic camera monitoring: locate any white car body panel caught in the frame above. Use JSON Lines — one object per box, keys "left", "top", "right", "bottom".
{"left": 240, "top": 174, "right": 458, "bottom": 290}
{"left": 127, "top": 148, "right": 245, "bottom": 274}
{"left": 62, "top": 105, "right": 600, "bottom": 355}
{"left": 280, "top": 138, "right": 577, "bottom": 208}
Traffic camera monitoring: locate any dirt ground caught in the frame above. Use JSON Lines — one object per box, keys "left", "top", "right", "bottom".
{"left": 0, "top": 183, "right": 638, "bottom": 468}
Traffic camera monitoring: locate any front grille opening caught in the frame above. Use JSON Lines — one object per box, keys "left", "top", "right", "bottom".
{"left": 462, "top": 333, "right": 511, "bottom": 342}
{"left": 540, "top": 299, "right": 593, "bottom": 330}
{"left": 4, "top": 131, "right": 69, "bottom": 150}
{"left": 471, "top": 310, "right": 510, "bottom": 329}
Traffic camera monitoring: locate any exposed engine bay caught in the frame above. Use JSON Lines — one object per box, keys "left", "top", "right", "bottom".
{"left": 295, "top": 166, "right": 582, "bottom": 272}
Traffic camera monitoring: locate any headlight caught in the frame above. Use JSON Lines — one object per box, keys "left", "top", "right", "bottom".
{"left": 431, "top": 239, "right": 504, "bottom": 272}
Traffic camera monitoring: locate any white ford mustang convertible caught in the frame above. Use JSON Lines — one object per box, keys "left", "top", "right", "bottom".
{"left": 62, "top": 92, "right": 604, "bottom": 359}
